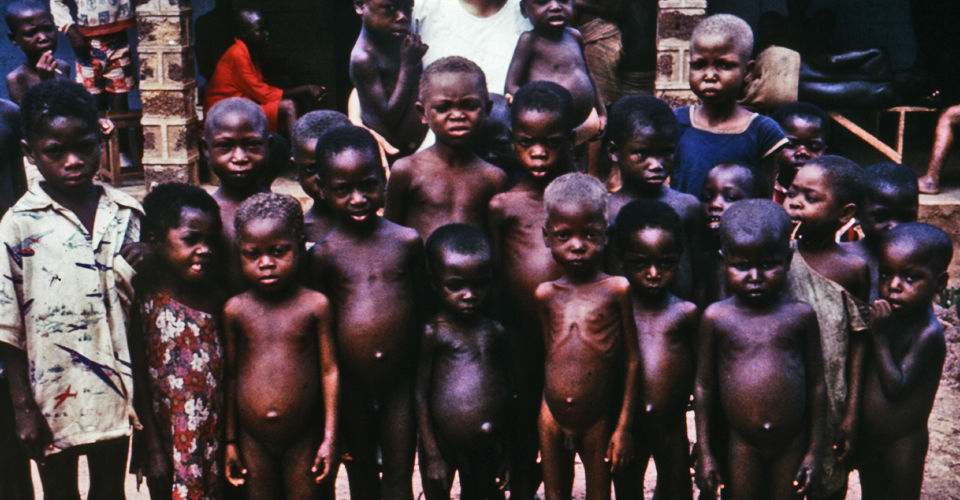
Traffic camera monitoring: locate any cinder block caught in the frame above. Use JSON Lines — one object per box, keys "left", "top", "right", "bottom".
{"left": 144, "top": 164, "right": 196, "bottom": 191}
{"left": 139, "top": 48, "right": 196, "bottom": 89}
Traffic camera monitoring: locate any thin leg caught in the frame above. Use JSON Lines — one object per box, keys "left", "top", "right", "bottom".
{"left": 341, "top": 378, "right": 381, "bottom": 500}
{"left": 539, "top": 400, "right": 576, "bottom": 500}
{"left": 36, "top": 448, "right": 81, "bottom": 500}
{"left": 919, "top": 104, "right": 960, "bottom": 194}
{"left": 85, "top": 438, "right": 129, "bottom": 500}
{"left": 377, "top": 375, "right": 416, "bottom": 500}
{"left": 612, "top": 434, "right": 650, "bottom": 500}
{"left": 240, "top": 428, "right": 284, "bottom": 500}
{"left": 651, "top": 417, "right": 693, "bottom": 500}
{"left": 418, "top": 440, "right": 455, "bottom": 500}
{"left": 725, "top": 431, "right": 764, "bottom": 500}
{"left": 862, "top": 427, "right": 928, "bottom": 500}
{"left": 579, "top": 417, "right": 613, "bottom": 500}
{"left": 282, "top": 424, "right": 323, "bottom": 500}
{"left": 278, "top": 99, "right": 298, "bottom": 143}
{"left": 459, "top": 451, "right": 502, "bottom": 500}
{"left": 767, "top": 431, "right": 806, "bottom": 500}
{"left": 0, "top": 378, "right": 34, "bottom": 500}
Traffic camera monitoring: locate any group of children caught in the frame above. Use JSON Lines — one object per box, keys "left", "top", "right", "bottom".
{"left": 0, "top": 6, "right": 951, "bottom": 500}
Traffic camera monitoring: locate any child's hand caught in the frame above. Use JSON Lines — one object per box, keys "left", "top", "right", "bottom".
{"left": 833, "top": 417, "right": 857, "bottom": 463}
{"left": 36, "top": 51, "right": 61, "bottom": 79}
{"left": 605, "top": 428, "right": 633, "bottom": 473}
{"left": 65, "top": 25, "right": 90, "bottom": 60}
{"left": 100, "top": 118, "right": 115, "bottom": 136}
{"left": 424, "top": 454, "right": 451, "bottom": 490}
{"left": 401, "top": 23, "right": 428, "bottom": 66}
{"left": 869, "top": 299, "right": 893, "bottom": 333}
{"left": 793, "top": 453, "right": 820, "bottom": 494}
{"left": 225, "top": 443, "right": 247, "bottom": 486}
{"left": 695, "top": 452, "right": 724, "bottom": 499}
{"left": 13, "top": 403, "right": 53, "bottom": 461}
{"left": 311, "top": 439, "right": 337, "bottom": 483}
{"left": 121, "top": 242, "right": 152, "bottom": 271}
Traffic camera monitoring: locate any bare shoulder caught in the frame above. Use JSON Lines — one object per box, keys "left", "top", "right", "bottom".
{"left": 917, "top": 313, "right": 947, "bottom": 350}
{"left": 535, "top": 280, "right": 557, "bottom": 301}
{"left": 224, "top": 291, "right": 255, "bottom": 319}
{"left": 299, "top": 286, "right": 331, "bottom": 312}
{"left": 383, "top": 219, "right": 423, "bottom": 248}
{"left": 666, "top": 188, "right": 701, "bottom": 219}
{"left": 568, "top": 27, "right": 584, "bottom": 44}
{"left": 784, "top": 299, "right": 818, "bottom": 325}
{"left": 603, "top": 275, "right": 631, "bottom": 295}
{"left": 670, "top": 295, "right": 700, "bottom": 322}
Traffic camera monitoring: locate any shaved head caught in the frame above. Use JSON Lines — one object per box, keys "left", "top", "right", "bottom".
{"left": 204, "top": 97, "right": 269, "bottom": 139}
{"left": 691, "top": 14, "right": 754, "bottom": 62}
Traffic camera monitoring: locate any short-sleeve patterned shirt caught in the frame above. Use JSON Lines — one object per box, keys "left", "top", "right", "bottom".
{"left": 0, "top": 184, "right": 142, "bottom": 454}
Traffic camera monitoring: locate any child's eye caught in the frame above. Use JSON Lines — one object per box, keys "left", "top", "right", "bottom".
{"left": 546, "top": 139, "right": 564, "bottom": 148}
{"left": 517, "top": 139, "right": 533, "bottom": 148}
{"left": 243, "top": 140, "right": 265, "bottom": 153}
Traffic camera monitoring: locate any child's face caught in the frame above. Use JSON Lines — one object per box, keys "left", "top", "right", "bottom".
{"left": 477, "top": 115, "right": 514, "bottom": 169}
{"left": 700, "top": 167, "right": 752, "bottom": 237}
{"left": 24, "top": 116, "right": 101, "bottom": 196}
{"left": 513, "top": 109, "right": 571, "bottom": 179}
{"left": 724, "top": 238, "right": 790, "bottom": 305}
{"left": 784, "top": 164, "right": 850, "bottom": 237}
{"left": 433, "top": 249, "right": 493, "bottom": 320}
{"left": 238, "top": 217, "right": 300, "bottom": 295}
{"left": 610, "top": 126, "right": 676, "bottom": 189}
{"left": 356, "top": 0, "right": 413, "bottom": 37}
{"left": 204, "top": 112, "right": 269, "bottom": 191}
{"left": 620, "top": 227, "right": 681, "bottom": 300}
{"left": 153, "top": 208, "right": 220, "bottom": 284}
{"left": 543, "top": 202, "right": 606, "bottom": 272}
{"left": 859, "top": 185, "right": 918, "bottom": 245}
{"left": 775, "top": 115, "right": 826, "bottom": 183}
{"left": 877, "top": 241, "right": 946, "bottom": 314}
{"left": 294, "top": 138, "right": 321, "bottom": 200}
{"left": 9, "top": 10, "right": 57, "bottom": 58}
{"left": 418, "top": 72, "right": 489, "bottom": 146}
{"left": 522, "top": 0, "right": 572, "bottom": 33}
{"left": 689, "top": 34, "right": 749, "bottom": 106}
{"left": 321, "top": 148, "right": 385, "bottom": 226}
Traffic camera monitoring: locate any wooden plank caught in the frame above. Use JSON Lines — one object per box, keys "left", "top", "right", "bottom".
{"left": 828, "top": 111, "right": 902, "bottom": 163}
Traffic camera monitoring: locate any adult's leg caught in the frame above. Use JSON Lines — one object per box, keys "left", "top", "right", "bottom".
{"left": 919, "top": 104, "right": 960, "bottom": 194}
{"left": 84, "top": 438, "right": 128, "bottom": 500}
{"left": 239, "top": 428, "right": 284, "bottom": 500}
{"left": 377, "top": 375, "right": 417, "bottom": 500}
{"left": 281, "top": 424, "right": 324, "bottom": 500}
{"left": 539, "top": 401, "right": 576, "bottom": 500}
{"left": 651, "top": 416, "right": 694, "bottom": 500}
{"left": 340, "top": 378, "right": 382, "bottom": 500}
{"left": 579, "top": 416, "right": 613, "bottom": 500}
{"left": 0, "top": 378, "right": 34, "bottom": 500}
{"left": 36, "top": 447, "right": 81, "bottom": 500}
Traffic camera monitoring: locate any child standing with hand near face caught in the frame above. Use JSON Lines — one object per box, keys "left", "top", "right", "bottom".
{"left": 672, "top": 14, "right": 787, "bottom": 196}
{"left": 130, "top": 183, "right": 227, "bottom": 500}
{"left": 536, "top": 173, "right": 640, "bottom": 500}
{"left": 4, "top": 0, "right": 71, "bottom": 105}
{"left": 223, "top": 193, "right": 340, "bottom": 500}
{"left": 770, "top": 102, "right": 829, "bottom": 204}
{"left": 386, "top": 57, "right": 508, "bottom": 240}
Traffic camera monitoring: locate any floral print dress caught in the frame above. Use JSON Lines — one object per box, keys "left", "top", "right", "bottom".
{"left": 142, "top": 292, "right": 223, "bottom": 500}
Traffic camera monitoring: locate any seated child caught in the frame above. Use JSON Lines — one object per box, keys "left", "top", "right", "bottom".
{"left": 307, "top": 126, "right": 422, "bottom": 500}
{"left": 223, "top": 193, "right": 339, "bottom": 499}
{"left": 694, "top": 199, "right": 826, "bottom": 500}
{"left": 699, "top": 162, "right": 768, "bottom": 305}
{"left": 5, "top": 0, "right": 71, "bottom": 105}
{"left": 0, "top": 80, "right": 142, "bottom": 499}
{"left": 770, "top": 102, "right": 829, "bottom": 204}
{"left": 537, "top": 173, "right": 640, "bottom": 500}
{"left": 606, "top": 94, "right": 703, "bottom": 304}
{"left": 505, "top": 0, "right": 606, "bottom": 147}
{"left": 860, "top": 223, "right": 950, "bottom": 500}
{"left": 782, "top": 155, "right": 872, "bottom": 498}
{"left": 850, "top": 162, "right": 919, "bottom": 301}
{"left": 416, "top": 223, "right": 513, "bottom": 500}
{"left": 130, "top": 183, "right": 227, "bottom": 500}
{"left": 386, "top": 57, "right": 508, "bottom": 240}
{"left": 205, "top": 9, "right": 325, "bottom": 139}
{"left": 351, "top": 0, "right": 429, "bottom": 158}
{"left": 612, "top": 200, "right": 699, "bottom": 500}
{"left": 291, "top": 110, "right": 351, "bottom": 245}
{"left": 487, "top": 81, "right": 578, "bottom": 500}
{"left": 671, "top": 14, "right": 788, "bottom": 195}
{"left": 475, "top": 93, "right": 521, "bottom": 185}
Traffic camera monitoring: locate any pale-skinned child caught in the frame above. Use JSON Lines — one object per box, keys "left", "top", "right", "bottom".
{"left": 505, "top": 0, "right": 606, "bottom": 147}
{"left": 0, "top": 80, "right": 143, "bottom": 499}
{"left": 672, "top": 14, "right": 787, "bottom": 195}
{"left": 487, "top": 81, "right": 578, "bottom": 500}
{"left": 860, "top": 223, "right": 950, "bottom": 500}
{"left": 783, "top": 155, "right": 872, "bottom": 499}
{"left": 536, "top": 173, "right": 640, "bottom": 500}
{"left": 770, "top": 102, "right": 829, "bottom": 204}
{"left": 606, "top": 94, "right": 702, "bottom": 304}
{"left": 386, "top": 57, "right": 508, "bottom": 240}
{"left": 351, "top": 0, "right": 429, "bottom": 158}
{"left": 307, "top": 125, "right": 423, "bottom": 500}
{"left": 850, "top": 162, "right": 919, "bottom": 301}
{"left": 130, "top": 183, "right": 228, "bottom": 500}
{"left": 291, "top": 110, "right": 351, "bottom": 245}
{"left": 612, "top": 200, "right": 699, "bottom": 500}
{"left": 416, "top": 223, "right": 514, "bottom": 500}
{"left": 695, "top": 199, "right": 826, "bottom": 500}
{"left": 5, "top": 0, "right": 70, "bottom": 105}
{"left": 699, "top": 162, "right": 768, "bottom": 305}
{"left": 223, "top": 193, "right": 339, "bottom": 500}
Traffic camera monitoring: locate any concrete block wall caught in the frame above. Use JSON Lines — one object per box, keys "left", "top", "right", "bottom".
{"left": 137, "top": 0, "right": 200, "bottom": 189}
{"left": 655, "top": 0, "right": 705, "bottom": 108}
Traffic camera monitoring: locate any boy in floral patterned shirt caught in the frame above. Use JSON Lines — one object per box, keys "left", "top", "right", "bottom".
{"left": 0, "top": 81, "right": 143, "bottom": 498}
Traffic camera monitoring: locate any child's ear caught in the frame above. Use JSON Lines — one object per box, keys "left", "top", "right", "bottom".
{"left": 198, "top": 137, "right": 209, "bottom": 160}
{"left": 20, "top": 139, "right": 36, "bottom": 165}
{"left": 744, "top": 60, "right": 756, "bottom": 84}
{"left": 416, "top": 101, "right": 427, "bottom": 125}
{"left": 354, "top": 0, "right": 364, "bottom": 15}
{"left": 542, "top": 225, "right": 550, "bottom": 248}
{"left": 839, "top": 203, "right": 856, "bottom": 225}
{"left": 519, "top": 0, "right": 529, "bottom": 18}
{"left": 607, "top": 140, "right": 619, "bottom": 164}
{"left": 937, "top": 271, "right": 949, "bottom": 293}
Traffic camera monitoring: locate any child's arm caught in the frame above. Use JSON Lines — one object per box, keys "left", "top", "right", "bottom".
{"left": 796, "top": 307, "right": 826, "bottom": 494}
{"left": 384, "top": 159, "right": 414, "bottom": 225}
{"left": 835, "top": 329, "right": 865, "bottom": 463}
{"left": 49, "top": 0, "right": 90, "bottom": 60}
{"left": 414, "top": 323, "right": 451, "bottom": 489}
{"left": 127, "top": 306, "right": 172, "bottom": 493}
{"left": 350, "top": 31, "right": 427, "bottom": 127}
{"left": 682, "top": 202, "right": 706, "bottom": 308}
{"left": 0, "top": 343, "right": 52, "bottom": 460}
{"left": 487, "top": 197, "right": 507, "bottom": 319}
{"left": 504, "top": 32, "right": 535, "bottom": 98}
{"left": 608, "top": 279, "right": 640, "bottom": 472}
{"left": 222, "top": 302, "right": 247, "bottom": 486}
{"left": 867, "top": 301, "right": 947, "bottom": 400}
{"left": 693, "top": 308, "right": 723, "bottom": 496}
{"left": 311, "top": 294, "right": 340, "bottom": 484}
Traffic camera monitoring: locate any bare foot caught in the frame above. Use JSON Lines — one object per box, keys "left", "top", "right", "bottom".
{"left": 918, "top": 175, "right": 940, "bottom": 194}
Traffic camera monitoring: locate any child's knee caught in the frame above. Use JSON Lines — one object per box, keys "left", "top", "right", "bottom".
{"left": 279, "top": 99, "right": 297, "bottom": 118}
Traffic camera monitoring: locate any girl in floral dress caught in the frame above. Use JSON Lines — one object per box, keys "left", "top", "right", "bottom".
{"left": 129, "top": 183, "right": 228, "bottom": 500}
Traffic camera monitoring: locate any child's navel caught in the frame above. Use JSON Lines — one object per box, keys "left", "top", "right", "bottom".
{"left": 266, "top": 410, "right": 279, "bottom": 421}
{"left": 763, "top": 422, "right": 772, "bottom": 430}
{"left": 375, "top": 351, "right": 383, "bottom": 359}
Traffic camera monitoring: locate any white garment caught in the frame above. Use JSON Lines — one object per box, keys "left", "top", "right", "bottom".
{"left": 414, "top": 0, "right": 532, "bottom": 93}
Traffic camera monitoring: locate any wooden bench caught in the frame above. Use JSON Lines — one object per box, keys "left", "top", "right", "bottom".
{"left": 98, "top": 109, "right": 144, "bottom": 187}
{"left": 828, "top": 106, "right": 938, "bottom": 163}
